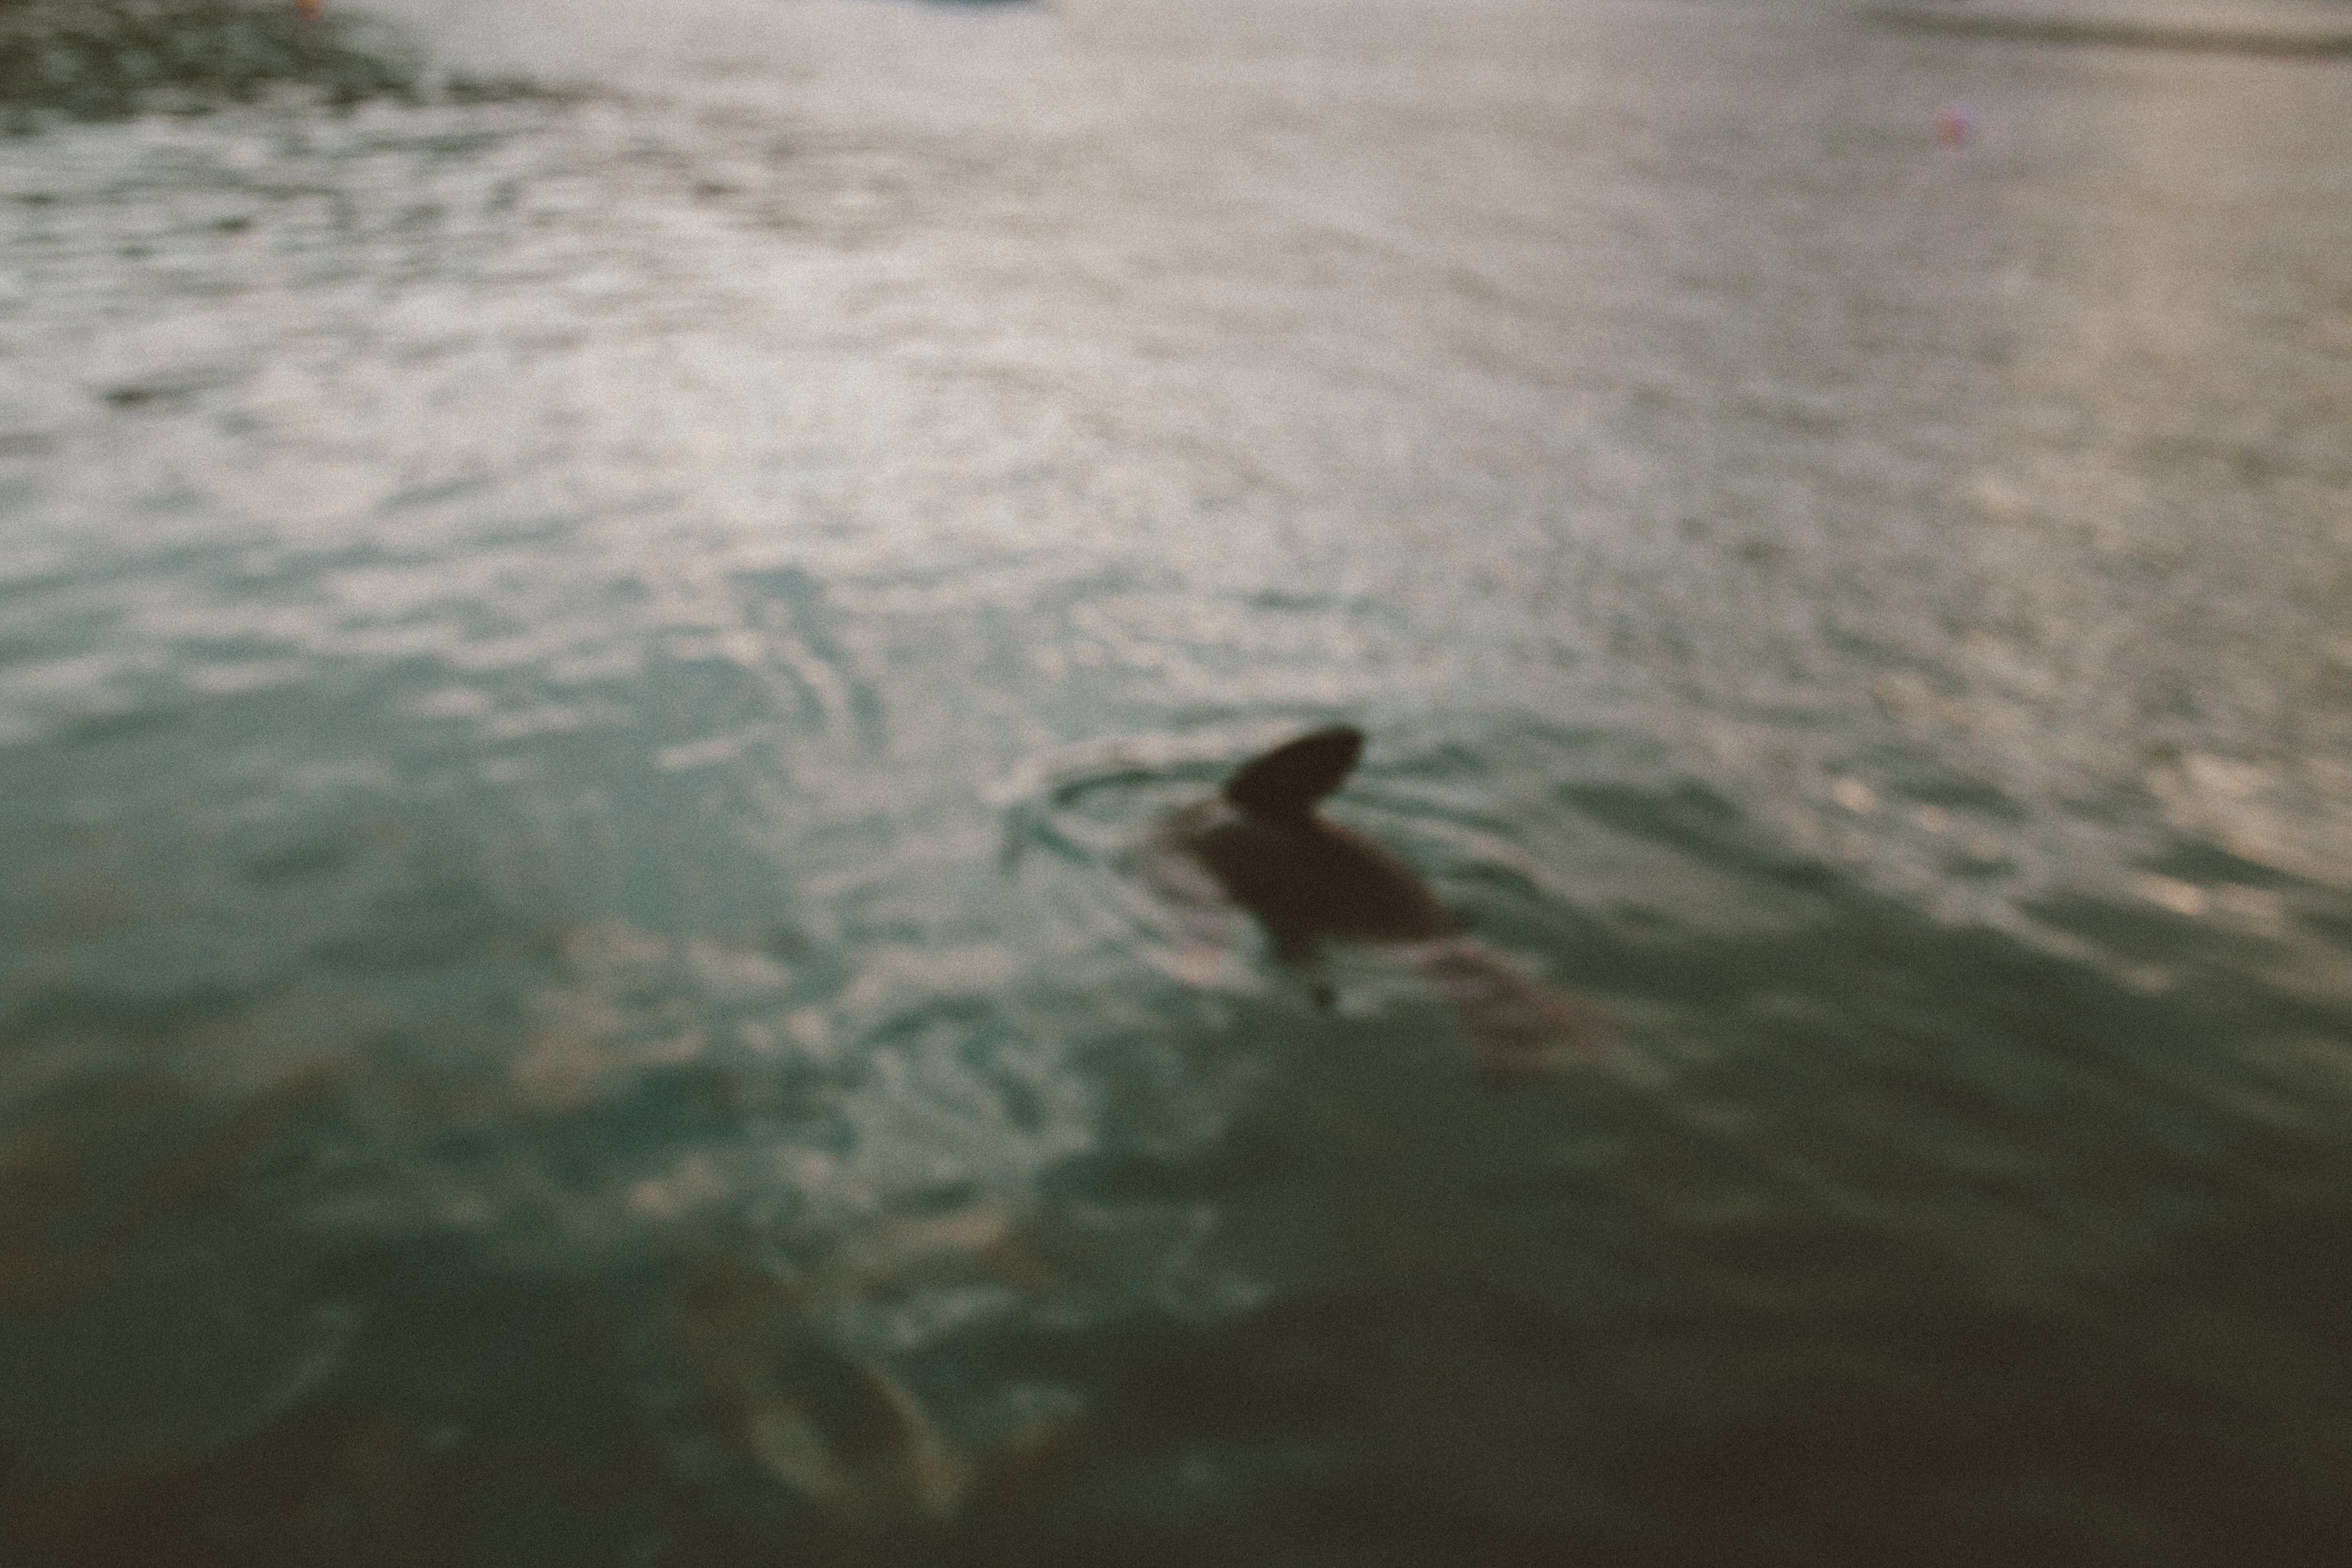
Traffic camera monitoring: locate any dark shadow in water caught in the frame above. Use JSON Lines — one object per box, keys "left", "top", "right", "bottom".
{"left": 1867, "top": 4, "right": 2352, "bottom": 59}
{"left": 977, "top": 914, "right": 2352, "bottom": 1567}
{"left": 0, "top": 1251, "right": 675, "bottom": 1568}
{"left": 4, "top": 767, "right": 2348, "bottom": 1566}
{"left": 993, "top": 761, "right": 2352, "bottom": 1568}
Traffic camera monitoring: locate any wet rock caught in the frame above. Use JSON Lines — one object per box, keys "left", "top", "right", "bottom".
{"left": 0, "top": 0, "right": 420, "bottom": 125}
{"left": 644, "top": 1202, "right": 1103, "bottom": 1535}
{"left": 656, "top": 1244, "right": 971, "bottom": 1526}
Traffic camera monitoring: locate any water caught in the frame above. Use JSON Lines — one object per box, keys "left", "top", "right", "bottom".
{"left": 2, "top": 0, "right": 2349, "bottom": 1560}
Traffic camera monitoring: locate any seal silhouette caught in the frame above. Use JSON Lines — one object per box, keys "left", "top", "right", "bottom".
{"left": 1152, "top": 725, "right": 1601, "bottom": 1080}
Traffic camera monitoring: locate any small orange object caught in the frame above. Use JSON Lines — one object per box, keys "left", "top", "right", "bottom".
{"left": 294, "top": 0, "right": 323, "bottom": 20}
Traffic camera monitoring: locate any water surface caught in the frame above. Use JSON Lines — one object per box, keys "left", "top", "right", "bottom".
{"left": 2, "top": 0, "right": 2349, "bottom": 1561}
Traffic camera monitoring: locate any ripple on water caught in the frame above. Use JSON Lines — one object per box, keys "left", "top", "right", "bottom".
{"left": 2, "top": 0, "right": 2350, "bottom": 1557}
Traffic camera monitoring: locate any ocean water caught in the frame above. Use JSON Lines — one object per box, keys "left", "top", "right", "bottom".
{"left": 2, "top": 0, "right": 2349, "bottom": 1561}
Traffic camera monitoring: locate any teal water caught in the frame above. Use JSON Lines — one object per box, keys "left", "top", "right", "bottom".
{"left": 2, "top": 0, "right": 2349, "bottom": 1561}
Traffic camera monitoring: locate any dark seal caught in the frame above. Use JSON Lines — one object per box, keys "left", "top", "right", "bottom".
{"left": 1152, "top": 725, "right": 1601, "bottom": 1080}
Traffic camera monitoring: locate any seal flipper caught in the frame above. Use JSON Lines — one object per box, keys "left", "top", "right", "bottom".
{"left": 1222, "top": 725, "right": 1364, "bottom": 822}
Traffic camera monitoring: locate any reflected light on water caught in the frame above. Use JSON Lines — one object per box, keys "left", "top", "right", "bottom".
{"left": 1, "top": 0, "right": 2349, "bottom": 1560}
